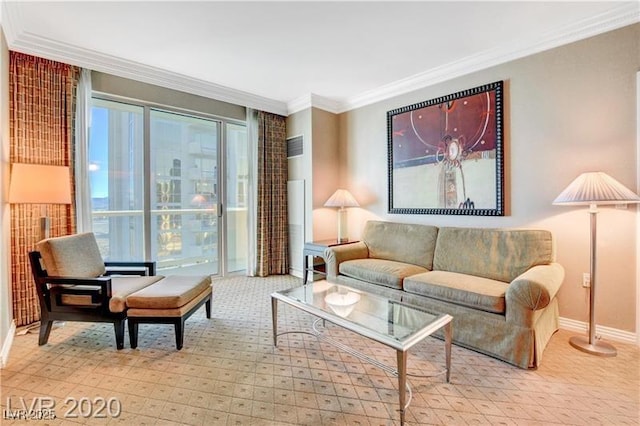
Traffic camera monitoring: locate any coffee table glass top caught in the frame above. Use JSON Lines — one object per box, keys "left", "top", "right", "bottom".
{"left": 273, "top": 281, "right": 451, "bottom": 351}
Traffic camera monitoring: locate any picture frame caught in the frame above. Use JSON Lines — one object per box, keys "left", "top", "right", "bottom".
{"left": 387, "top": 81, "right": 504, "bottom": 216}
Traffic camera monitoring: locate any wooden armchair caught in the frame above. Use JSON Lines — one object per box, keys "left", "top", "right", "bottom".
{"left": 28, "top": 233, "right": 161, "bottom": 349}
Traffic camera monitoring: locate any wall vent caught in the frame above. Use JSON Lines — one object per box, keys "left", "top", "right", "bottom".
{"left": 287, "top": 135, "right": 303, "bottom": 158}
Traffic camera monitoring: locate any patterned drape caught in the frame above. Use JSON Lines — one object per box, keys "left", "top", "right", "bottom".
{"left": 9, "top": 52, "right": 79, "bottom": 326}
{"left": 256, "top": 111, "right": 289, "bottom": 276}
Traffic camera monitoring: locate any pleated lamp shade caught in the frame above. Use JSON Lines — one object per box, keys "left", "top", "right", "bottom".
{"left": 324, "top": 189, "right": 360, "bottom": 208}
{"left": 553, "top": 172, "right": 640, "bottom": 205}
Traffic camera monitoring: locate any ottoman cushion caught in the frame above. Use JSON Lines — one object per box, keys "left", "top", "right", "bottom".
{"left": 109, "top": 276, "right": 165, "bottom": 313}
{"left": 127, "top": 288, "right": 212, "bottom": 318}
{"left": 126, "top": 275, "right": 212, "bottom": 310}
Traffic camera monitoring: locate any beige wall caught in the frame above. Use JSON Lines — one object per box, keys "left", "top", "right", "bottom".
{"left": 311, "top": 108, "right": 340, "bottom": 241}
{"left": 287, "top": 107, "right": 341, "bottom": 242}
{"left": 287, "top": 108, "right": 312, "bottom": 242}
{"left": 0, "top": 26, "right": 13, "bottom": 364}
{"left": 337, "top": 24, "right": 639, "bottom": 332}
{"left": 92, "top": 72, "right": 246, "bottom": 122}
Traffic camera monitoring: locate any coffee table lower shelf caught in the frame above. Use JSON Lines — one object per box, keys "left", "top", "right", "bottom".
{"left": 271, "top": 296, "right": 452, "bottom": 425}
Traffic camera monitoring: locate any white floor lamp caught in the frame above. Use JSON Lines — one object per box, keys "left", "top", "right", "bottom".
{"left": 553, "top": 172, "right": 640, "bottom": 356}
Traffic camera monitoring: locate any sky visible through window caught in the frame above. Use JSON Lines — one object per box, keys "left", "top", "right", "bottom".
{"left": 89, "top": 107, "right": 109, "bottom": 199}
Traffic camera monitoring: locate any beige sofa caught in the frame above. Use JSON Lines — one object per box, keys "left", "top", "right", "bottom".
{"left": 324, "top": 221, "right": 564, "bottom": 369}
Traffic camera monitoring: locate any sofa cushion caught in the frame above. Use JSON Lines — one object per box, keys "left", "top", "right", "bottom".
{"left": 433, "top": 227, "right": 554, "bottom": 283}
{"left": 404, "top": 271, "right": 508, "bottom": 314}
{"left": 339, "top": 259, "right": 428, "bottom": 290}
{"left": 126, "top": 275, "right": 212, "bottom": 309}
{"left": 37, "top": 232, "right": 106, "bottom": 277}
{"left": 108, "top": 276, "right": 164, "bottom": 313}
{"left": 362, "top": 221, "right": 438, "bottom": 269}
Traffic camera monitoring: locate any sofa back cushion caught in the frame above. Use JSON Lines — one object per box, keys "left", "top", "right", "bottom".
{"left": 433, "top": 227, "right": 554, "bottom": 283}
{"left": 362, "top": 221, "right": 438, "bottom": 269}
{"left": 36, "top": 232, "right": 106, "bottom": 277}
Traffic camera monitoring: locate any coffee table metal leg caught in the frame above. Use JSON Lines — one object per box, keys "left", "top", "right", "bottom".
{"left": 397, "top": 349, "right": 407, "bottom": 425}
{"left": 271, "top": 296, "right": 278, "bottom": 347}
{"left": 444, "top": 322, "right": 452, "bottom": 383}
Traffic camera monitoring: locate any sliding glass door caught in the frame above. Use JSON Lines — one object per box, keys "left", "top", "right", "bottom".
{"left": 225, "top": 123, "right": 249, "bottom": 273}
{"left": 89, "top": 100, "right": 145, "bottom": 261}
{"left": 89, "top": 97, "right": 247, "bottom": 276}
{"left": 150, "top": 109, "right": 220, "bottom": 274}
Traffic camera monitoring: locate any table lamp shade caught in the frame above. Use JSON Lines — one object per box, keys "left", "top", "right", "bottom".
{"left": 553, "top": 172, "right": 640, "bottom": 205}
{"left": 9, "top": 163, "right": 72, "bottom": 204}
{"left": 324, "top": 189, "right": 359, "bottom": 243}
{"left": 324, "top": 189, "right": 359, "bottom": 208}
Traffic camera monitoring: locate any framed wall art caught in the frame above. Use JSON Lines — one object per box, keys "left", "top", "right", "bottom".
{"left": 387, "top": 81, "right": 504, "bottom": 215}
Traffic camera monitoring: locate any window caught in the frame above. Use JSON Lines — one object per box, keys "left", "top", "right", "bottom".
{"left": 89, "top": 97, "right": 247, "bottom": 275}
{"left": 89, "top": 99, "right": 144, "bottom": 260}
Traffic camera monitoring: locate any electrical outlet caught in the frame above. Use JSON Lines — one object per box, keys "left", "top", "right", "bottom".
{"left": 582, "top": 273, "right": 591, "bottom": 288}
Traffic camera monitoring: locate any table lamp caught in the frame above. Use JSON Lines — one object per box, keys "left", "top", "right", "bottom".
{"left": 553, "top": 172, "right": 640, "bottom": 356}
{"left": 8, "top": 163, "right": 72, "bottom": 242}
{"left": 324, "top": 189, "right": 359, "bottom": 243}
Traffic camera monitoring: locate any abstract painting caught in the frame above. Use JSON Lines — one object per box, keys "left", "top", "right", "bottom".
{"left": 387, "top": 81, "right": 504, "bottom": 215}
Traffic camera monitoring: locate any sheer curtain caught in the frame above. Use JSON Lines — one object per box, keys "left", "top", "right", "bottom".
{"left": 246, "top": 109, "right": 259, "bottom": 276}
{"left": 9, "top": 52, "right": 79, "bottom": 326}
{"left": 74, "top": 68, "right": 92, "bottom": 233}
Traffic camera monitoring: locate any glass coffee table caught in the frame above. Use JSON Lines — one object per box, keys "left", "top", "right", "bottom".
{"left": 271, "top": 281, "right": 452, "bottom": 424}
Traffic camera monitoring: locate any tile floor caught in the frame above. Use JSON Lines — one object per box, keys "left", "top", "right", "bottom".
{"left": 1, "top": 275, "right": 638, "bottom": 425}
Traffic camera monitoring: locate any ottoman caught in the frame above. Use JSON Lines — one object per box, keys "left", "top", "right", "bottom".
{"left": 126, "top": 275, "right": 212, "bottom": 350}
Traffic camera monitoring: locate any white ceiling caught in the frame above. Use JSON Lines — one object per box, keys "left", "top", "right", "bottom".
{"left": 2, "top": 1, "right": 639, "bottom": 115}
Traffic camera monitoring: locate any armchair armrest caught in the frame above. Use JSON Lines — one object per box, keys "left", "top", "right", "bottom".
{"left": 506, "top": 263, "right": 564, "bottom": 325}
{"left": 324, "top": 242, "right": 369, "bottom": 280}
{"left": 42, "top": 276, "right": 113, "bottom": 313}
{"left": 43, "top": 276, "right": 113, "bottom": 296}
{"left": 104, "top": 261, "right": 156, "bottom": 276}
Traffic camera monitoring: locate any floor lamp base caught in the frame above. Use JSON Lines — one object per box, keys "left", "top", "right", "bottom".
{"left": 569, "top": 335, "right": 616, "bottom": 357}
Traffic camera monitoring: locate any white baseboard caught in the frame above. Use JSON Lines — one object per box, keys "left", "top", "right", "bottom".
{"left": 0, "top": 320, "right": 16, "bottom": 368}
{"left": 559, "top": 317, "right": 637, "bottom": 345}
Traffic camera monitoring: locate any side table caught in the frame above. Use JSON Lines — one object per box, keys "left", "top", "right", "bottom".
{"left": 302, "top": 239, "right": 358, "bottom": 285}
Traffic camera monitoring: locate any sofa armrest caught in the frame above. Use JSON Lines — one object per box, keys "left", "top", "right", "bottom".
{"left": 324, "top": 242, "right": 369, "bottom": 280}
{"left": 506, "top": 263, "right": 564, "bottom": 324}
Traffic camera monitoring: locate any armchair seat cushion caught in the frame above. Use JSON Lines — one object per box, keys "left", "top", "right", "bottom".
{"left": 403, "top": 271, "right": 508, "bottom": 314}
{"left": 339, "top": 259, "right": 428, "bottom": 290}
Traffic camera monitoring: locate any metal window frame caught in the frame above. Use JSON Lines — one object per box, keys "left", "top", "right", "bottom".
{"left": 91, "top": 92, "right": 246, "bottom": 277}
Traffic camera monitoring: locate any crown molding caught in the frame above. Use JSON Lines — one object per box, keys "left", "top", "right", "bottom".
{"left": 310, "top": 94, "right": 341, "bottom": 115}
{"left": 286, "top": 94, "right": 313, "bottom": 115}
{"left": 287, "top": 93, "right": 341, "bottom": 115}
{"left": 2, "top": 2, "right": 288, "bottom": 116}
{"left": 337, "top": 2, "right": 640, "bottom": 113}
{"left": 3, "top": 2, "right": 638, "bottom": 117}
{"left": 11, "top": 32, "right": 289, "bottom": 116}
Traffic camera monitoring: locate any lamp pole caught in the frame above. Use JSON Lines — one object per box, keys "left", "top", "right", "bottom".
{"left": 569, "top": 204, "right": 616, "bottom": 356}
